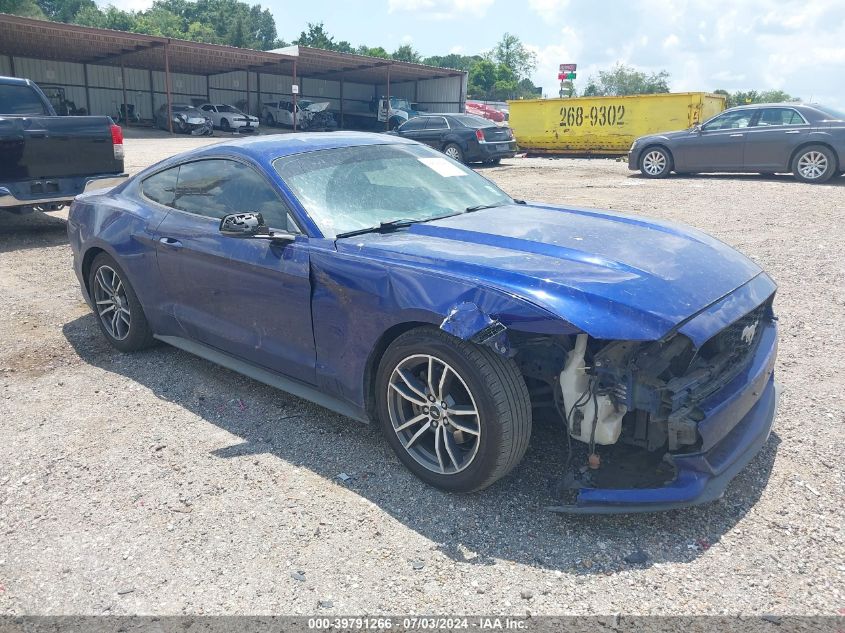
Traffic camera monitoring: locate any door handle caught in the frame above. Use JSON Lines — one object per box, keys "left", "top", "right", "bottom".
{"left": 784, "top": 130, "right": 801, "bottom": 134}
{"left": 729, "top": 133, "right": 744, "bottom": 138}
{"left": 159, "top": 237, "right": 182, "bottom": 248}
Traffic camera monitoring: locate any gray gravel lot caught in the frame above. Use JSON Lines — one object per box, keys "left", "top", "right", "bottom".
{"left": 1, "top": 132, "right": 843, "bottom": 616}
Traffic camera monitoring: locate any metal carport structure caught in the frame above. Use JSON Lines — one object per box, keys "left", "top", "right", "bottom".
{"left": 0, "top": 13, "right": 466, "bottom": 132}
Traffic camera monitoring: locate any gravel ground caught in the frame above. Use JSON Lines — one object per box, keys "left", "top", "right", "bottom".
{"left": 1, "top": 133, "right": 843, "bottom": 617}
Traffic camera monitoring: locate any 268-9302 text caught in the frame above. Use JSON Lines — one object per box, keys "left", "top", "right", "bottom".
{"left": 559, "top": 104, "right": 627, "bottom": 127}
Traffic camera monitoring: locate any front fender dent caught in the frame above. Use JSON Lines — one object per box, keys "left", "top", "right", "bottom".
{"left": 440, "top": 302, "right": 511, "bottom": 355}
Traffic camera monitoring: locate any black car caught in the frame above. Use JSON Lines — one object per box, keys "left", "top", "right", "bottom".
{"left": 393, "top": 113, "right": 516, "bottom": 164}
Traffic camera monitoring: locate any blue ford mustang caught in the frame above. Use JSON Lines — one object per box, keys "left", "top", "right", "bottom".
{"left": 67, "top": 132, "right": 779, "bottom": 513}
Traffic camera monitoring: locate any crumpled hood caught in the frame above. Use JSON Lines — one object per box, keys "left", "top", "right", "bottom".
{"left": 304, "top": 102, "right": 330, "bottom": 113}
{"left": 338, "top": 204, "right": 770, "bottom": 341}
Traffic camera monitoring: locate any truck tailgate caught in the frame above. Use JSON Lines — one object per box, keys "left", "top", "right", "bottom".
{"left": 0, "top": 115, "right": 122, "bottom": 181}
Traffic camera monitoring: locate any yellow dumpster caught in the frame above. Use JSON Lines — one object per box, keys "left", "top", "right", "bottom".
{"left": 508, "top": 92, "right": 726, "bottom": 155}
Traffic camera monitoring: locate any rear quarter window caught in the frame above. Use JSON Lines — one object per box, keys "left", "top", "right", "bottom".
{"left": 141, "top": 166, "right": 179, "bottom": 207}
{"left": 0, "top": 84, "right": 49, "bottom": 115}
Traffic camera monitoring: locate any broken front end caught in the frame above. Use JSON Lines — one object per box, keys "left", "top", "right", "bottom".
{"left": 517, "top": 293, "right": 779, "bottom": 514}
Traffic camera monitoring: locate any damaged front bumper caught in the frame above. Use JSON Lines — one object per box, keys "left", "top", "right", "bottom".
{"left": 548, "top": 320, "right": 779, "bottom": 514}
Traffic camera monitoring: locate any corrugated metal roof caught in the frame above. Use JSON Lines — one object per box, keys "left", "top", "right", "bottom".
{"left": 0, "top": 14, "right": 465, "bottom": 84}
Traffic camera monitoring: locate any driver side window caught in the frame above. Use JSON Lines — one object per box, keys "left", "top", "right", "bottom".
{"left": 144, "top": 159, "right": 299, "bottom": 233}
{"left": 703, "top": 110, "right": 753, "bottom": 131}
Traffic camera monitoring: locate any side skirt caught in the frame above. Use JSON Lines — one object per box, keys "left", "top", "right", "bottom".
{"left": 155, "top": 335, "right": 369, "bottom": 423}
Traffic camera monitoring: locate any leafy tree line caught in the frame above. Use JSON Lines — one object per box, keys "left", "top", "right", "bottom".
{"left": 0, "top": 1, "right": 801, "bottom": 106}
{"left": 578, "top": 63, "right": 799, "bottom": 105}
{"left": 292, "top": 24, "right": 541, "bottom": 100}
{"left": 0, "top": 0, "right": 544, "bottom": 99}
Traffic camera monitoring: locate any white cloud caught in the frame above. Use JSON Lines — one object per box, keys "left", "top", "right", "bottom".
{"left": 662, "top": 34, "right": 679, "bottom": 48}
{"left": 527, "top": 0, "right": 570, "bottom": 19}
{"left": 525, "top": 0, "right": 845, "bottom": 109}
{"left": 387, "top": 0, "right": 495, "bottom": 19}
{"left": 449, "top": 45, "right": 466, "bottom": 54}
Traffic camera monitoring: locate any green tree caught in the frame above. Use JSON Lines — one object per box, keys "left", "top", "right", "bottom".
{"left": 36, "top": 0, "right": 96, "bottom": 22}
{"left": 492, "top": 33, "right": 536, "bottom": 79}
{"left": 468, "top": 59, "right": 497, "bottom": 97}
{"left": 357, "top": 45, "right": 389, "bottom": 59}
{"left": 583, "top": 63, "right": 670, "bottom": 96}
{"left": 392, "top": 44, "right": 421, "bottom": 63}
{"left": 714, "top": 88, "right": 798, "bottom": 108}
{"left": 294, "top": 21, "right": 336, "bottom": 49}
{"left": 130, "top": 7, "right": 182, "bottom": 37}
{"left": 0, "top": 0, "right": 47, "bottom": 19}
{"left": 423, "top": 53, "right": 483, "bottom": 71}
{"left": 186, "top": 20, "right": 220, "bottom": 43}
{"left": 70, "top": 2, "right": 107, "bottom": 26}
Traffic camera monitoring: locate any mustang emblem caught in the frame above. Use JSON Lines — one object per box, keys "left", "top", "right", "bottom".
{"left": 741, "top": 320, "right": 758, "bottom": 345}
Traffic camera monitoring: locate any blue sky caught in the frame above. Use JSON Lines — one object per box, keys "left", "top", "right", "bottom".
{"left": 106, "top": 0, "right": 845, "bottom": 108}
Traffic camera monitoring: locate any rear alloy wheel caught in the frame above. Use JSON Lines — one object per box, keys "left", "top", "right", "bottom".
{"left": 376, "top": 327, "right": 531, "bottom": 492}
{"left": 89, "top": 253, "right": 154, "bottom": 353}
{"left": 792, "top": 145, "right": 836, "bottom": 183}
{"left": 443, "top": 143, "right": 464, "bottom": 163}
{"left": 640, "top": 146, "right": 672, "bottom": 178}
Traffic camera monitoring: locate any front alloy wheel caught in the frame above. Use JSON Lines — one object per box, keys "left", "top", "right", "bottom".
{"left": 387, "top": 354, "right": 481, "bottom": 475}
{"left": 640, "top": 147, "right": 672, "bottom": 178}
{"left": 376, "top": 327, "right": 531, "bottom": 492}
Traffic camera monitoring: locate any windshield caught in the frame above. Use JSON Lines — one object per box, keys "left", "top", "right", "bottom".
{"left": 274, "top": 143, "right": 512, "bottom": 238}
{"left": 814, "top": 105, "right": 845, "bottom": 120}
{"left": 217, "top": 105, "right": 239, "bottom": 113}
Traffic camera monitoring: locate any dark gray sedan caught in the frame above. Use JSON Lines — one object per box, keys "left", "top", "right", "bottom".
{"left": 629, "top": 103, "right": 845, "bottom": 183}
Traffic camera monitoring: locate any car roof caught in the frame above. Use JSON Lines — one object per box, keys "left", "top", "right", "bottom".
{"left": 168, "top": 131, "right": 418, "bottom": 164}
{"left": 0, "top": 75, "right": 32, "bottom": 86}
{"left": 725, "top": 102, "right": 808, "bottom": 111}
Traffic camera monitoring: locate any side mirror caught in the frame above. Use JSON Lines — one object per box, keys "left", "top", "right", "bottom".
{"left": 691, "top": 124, "right": 702, "bottom": 134}
{"left": 219, "top": 213, "right": 295, "bottom": 244}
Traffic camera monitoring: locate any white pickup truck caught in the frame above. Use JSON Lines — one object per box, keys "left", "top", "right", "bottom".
{"left": 342, "top": 96, "right": 420, "bottom": 131}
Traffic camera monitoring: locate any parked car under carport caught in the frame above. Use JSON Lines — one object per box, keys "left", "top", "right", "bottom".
{"left": 155, "top": 103, "right": 214, "bottom": 136}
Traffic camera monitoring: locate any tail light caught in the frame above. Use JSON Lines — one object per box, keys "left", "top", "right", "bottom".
{"left": 475, "top": 128, "right": 485, "bottom": 142}
{"left": 110, "top": 123, "right": 124, "bottom": 161}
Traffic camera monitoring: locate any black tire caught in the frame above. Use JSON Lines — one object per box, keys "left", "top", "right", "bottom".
{"left": 220, "top": 118, "right": 231, "bottom": 131}
{"left": 490, "top": 158, "right": 502, "bottom": 165}
{"left": 88, "top": 253, "right": 155, "bottom": 353}
{"left": 376, "top": 326, "right": 531, "bottom": 493}
{"left": 639, "top": 146, "right": 673, "bottom": 178}
{"left": 443, "top": 143, "right": 464, "bottom": 164}
{"left": 792, "top": 145, "right": 837, "bottom": 183}
{"left": 388, "top": 117, "right": 402, "bottom": 132}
